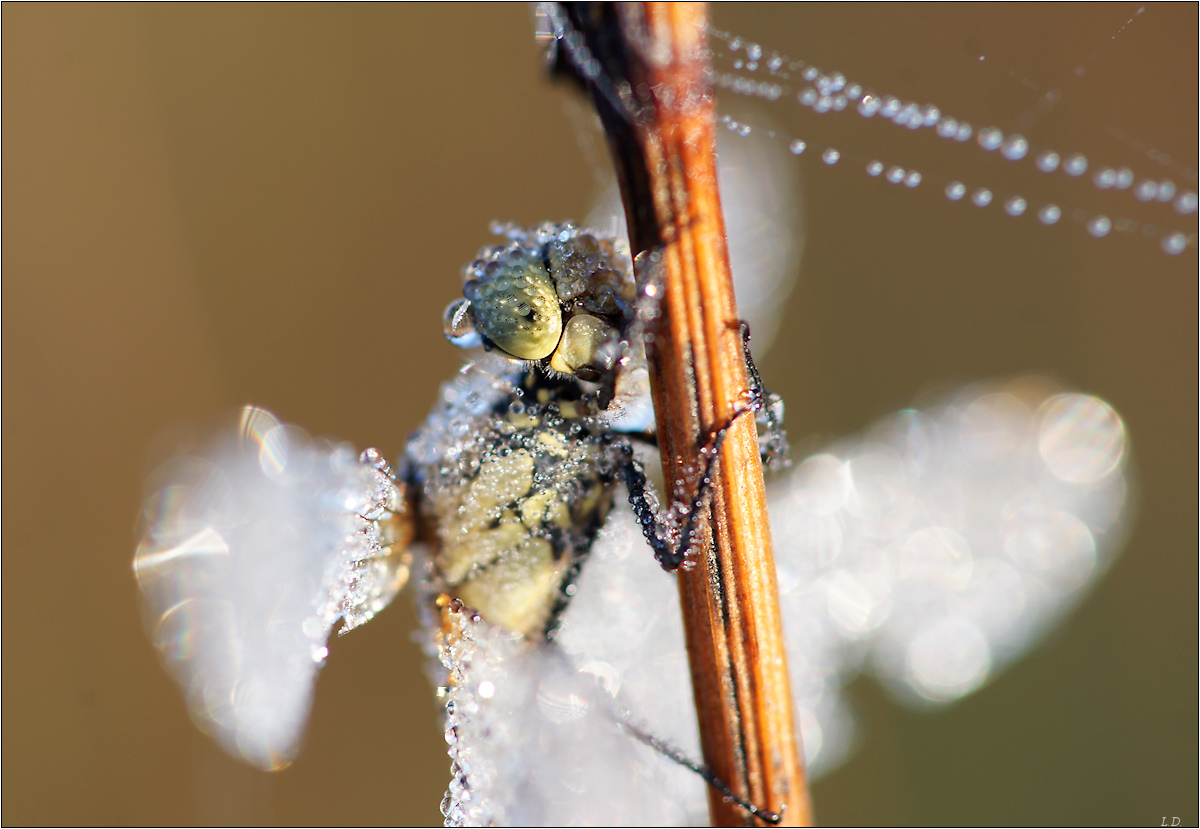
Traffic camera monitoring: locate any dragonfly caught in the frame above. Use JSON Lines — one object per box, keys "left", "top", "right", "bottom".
{"left": 134, "top": 214, "right": 1130, "bottom": 825}
{"left": 129, "top": 3, "right": 1180, "bottom": 825}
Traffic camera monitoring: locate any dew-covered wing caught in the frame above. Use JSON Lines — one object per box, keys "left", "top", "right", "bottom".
{"left": 769, "top": 378, "right": 1130, "bottom": 774}
{"left": 428, "top": 378, "right": 1130, "bottom": 825}
{"left": 133, "top": 406, "right": 409, "bottom": 769}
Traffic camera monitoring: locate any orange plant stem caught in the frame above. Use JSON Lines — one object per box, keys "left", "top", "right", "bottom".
{"left": 548, "top": 3, "right": 812, "bottom": 825}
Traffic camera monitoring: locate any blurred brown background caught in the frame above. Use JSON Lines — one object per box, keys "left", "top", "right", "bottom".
{"left": 4, "top": 4, "right": 1195, "bottom": 825}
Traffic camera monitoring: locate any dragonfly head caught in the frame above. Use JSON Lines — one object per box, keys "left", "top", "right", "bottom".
{"left": 442, "top": 224, "right": 638, "bottom": 389}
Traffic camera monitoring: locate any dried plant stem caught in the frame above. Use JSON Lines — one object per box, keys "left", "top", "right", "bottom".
{"left": 551, "top": 3, "right": 811, "bottom": 825}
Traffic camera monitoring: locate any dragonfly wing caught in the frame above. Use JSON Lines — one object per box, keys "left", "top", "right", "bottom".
{"left": 430, "top": 378, "right": 1130, "bottom": 824}
{"left": 586, "top": 126, "right": 802, "bottom": 356}
{"left": 770, "top": 378, "right": 1130, "bottom": 774}
{"left": 133, "top": 406, "right": 408, "bottom": 770}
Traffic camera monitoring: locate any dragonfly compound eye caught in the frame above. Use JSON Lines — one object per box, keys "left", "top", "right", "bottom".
{"left": 462, "top": 253, "right": 563, "bottom": 361}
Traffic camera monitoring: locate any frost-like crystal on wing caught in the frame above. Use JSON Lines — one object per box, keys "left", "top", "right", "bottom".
{"left": 133, "top": 406, "right": 408, "bottom": 769}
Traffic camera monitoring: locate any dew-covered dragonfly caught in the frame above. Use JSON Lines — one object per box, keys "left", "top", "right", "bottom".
{"left": 130, "top": 5, "right": 1185, "bottom": 825}
{"left": 134, "top": 214, "right": 1129, "bottom": 825}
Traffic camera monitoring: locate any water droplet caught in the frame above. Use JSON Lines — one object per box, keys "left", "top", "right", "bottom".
{"left": 1161, "top": 232, "right": 1188, "bottom": 255}
{"left": 822, "top": 148, "right": 841, "bottom": 165}
{"left": 845, "top": 83, "right": 862, "bottom": 100}
{"left": 1038, "top": 204, "right": 1062, "bottom": 225}
{"left": 789, "top": 139, "right": 806, "bottom": 155}
{"left": 1114, "top": 168, "right": 1134, "bottom": 190}
{"left": 1174, "top": 191, "right": 1198, "bottom": 215}
{"left": 1005, "top": 197, "right": 1027, "bottom": 216}
{"left": 815, "top": 95, "right": 834, "bottom": 113}
{"left": 886, "top": 166, "right": 905, "bottom": 184}
{"left": 977, "top": 127, "right": 1003, "bottom": 151}
{"left": 1156, "top": 180, "right": 1176, "bottom": 202}
{"left": 866, "top": 160, "right": 884, "bottom": 177}
{"left": 799, "top": 88, "right": 818, "bottom": 107}
{"left": 824, "top": 72, "right": 846, "bottom": 92}
{"left": 972, "top": 188, "right": 993, "bottom": 207}
{"left": 1038, "top": 394, "right": 1126, "bottom": 484}
{"left": 936, "top": 117, "right": 959, "bottom": 138}
{"left": 955, "top": 123, "right": 973, "bottom": 142}
{"left": 1094, "top": 168, "right": 1116, "bottom": 189}
{"left": 880, "top": 96, "right": 901, "bottom": 118}
{"left": 903, "top": 105, "right": 923, "bottom": 130}
{"left": 1135, "top": 180, "right": 1158, "bottom": 201}
{"left": 802, "top": 66, "right": 819, "bottom": 82}
{"left": 1001, "top": 134, "right": 1029, "bottom": 161}
{"left": 1087, "top": 216, "right": 1112, "bottom": 237}
{"left": 858, "top": 94, "right": 880, "bottom": 117}
{"left": 746, "top": 43, "right": 762, "bottom": 61}
{"left": 922, "top": 105, "right": 941, "bottom": 126}
{"left": 904, "top": 170, "right": 922, "bottom": 188}
{"left": 945, "top": 182, "right": 967, "bottom": 201}
{"left": 1036, "top": 151, "right": 1061, "bottom": 173}
{"left": 1064, "top": 153, "right": 1088, "bottom": 176}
